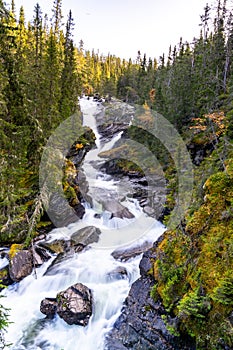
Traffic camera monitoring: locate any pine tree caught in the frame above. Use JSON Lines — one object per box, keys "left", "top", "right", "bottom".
{"left": 52, "top": 0, "right": 63, "bottom": 35}
{"left": 59, "top": 10, "right": 79, "bottom": 119}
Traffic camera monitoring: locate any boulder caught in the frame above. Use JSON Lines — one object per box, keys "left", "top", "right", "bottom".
{"left": 112, "top": 241, "right": 153, "bottom": 261}
{"left": 0, "top": 266, "right": 13, "bottom": 290}
{"left": 47, "top": 192, "right": 83, "bottom": 227}
{"left": 93, "top": 93, "right": 101, "bottom": 101}
{"left": 97, "top": 123, "right": 128, "bottom": 141}
{"left": 77, "top": 170, "right": 93, "bottom": 206}
{"left": 40, "top": 298, "right": 57, "bottom": 318}
{"left": 71, "top": 226, "right": 101, "bottom": 246}
{"left": 57, "top": 283, "right": 93, "bottom": 326}
{"left": 107, "top": 267, "right": 128, "bottom": 281}
{"left": 9, "top": 250, "right": 33, "bottom": 282}
{"left": 103, "top": 200, "right": 134, "bottom": 219}
{"left": 39, "top": 238, "right": 70, "bottom": 254}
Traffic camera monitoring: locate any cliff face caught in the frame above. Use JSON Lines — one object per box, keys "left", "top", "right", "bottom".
{"left": 105, "top": 245, "right": 196, "bottom": 350}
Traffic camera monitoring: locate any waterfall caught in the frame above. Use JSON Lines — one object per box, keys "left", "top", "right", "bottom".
{"left": 1, "top": 97, "right": 165, "bottom": 350}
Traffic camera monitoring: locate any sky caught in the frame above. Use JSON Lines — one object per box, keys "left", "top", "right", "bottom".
{"left": 12, "top": 0, "right": 211, "bottom": 60}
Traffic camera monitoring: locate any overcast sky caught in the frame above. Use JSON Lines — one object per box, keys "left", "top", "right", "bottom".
{"left": 12, "top": 0, "right": 212, "bottom": 60}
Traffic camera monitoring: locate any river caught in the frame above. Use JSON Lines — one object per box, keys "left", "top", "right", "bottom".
{"left": 1, "top": 97, "right": 165, "bottom": 350}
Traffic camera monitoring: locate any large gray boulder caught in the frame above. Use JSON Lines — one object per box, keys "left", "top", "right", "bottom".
{"left": 9, "top": 250, "right": 33, "bottom": 282}
{"left": 57, "top": 283, "right": 93, "bottom": 326}
{"left": 47, "top": 192, "right": 84, "bottom": 228}
{"left": 71, "top": 226, "right": 101, "bottom": 246}
{"left": 103, "top": 200, "right": 134, "bottom": 219}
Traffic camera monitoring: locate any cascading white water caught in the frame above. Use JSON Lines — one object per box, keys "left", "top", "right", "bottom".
{"left": 1, "top": 97, "right": 165, "bottom": 350}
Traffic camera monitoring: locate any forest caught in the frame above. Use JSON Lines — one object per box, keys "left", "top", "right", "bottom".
{"left": 0, "top": 0, "right": 233, "bottom": 349}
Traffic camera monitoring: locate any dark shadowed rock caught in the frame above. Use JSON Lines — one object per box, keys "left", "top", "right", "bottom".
{"left": 9, "top": 250, "right": 33, "bottom": 282}
{"left": 71, "top": 226, "right": 101, "bottom": 246}
{"left": 40, "top": 298, "right": 57, "bottom": 319}
{"left": 32, "top": 246, "right": 51, "bottom": 267}
{"left": 105, "top": 246, "right": 196, "bottom": 350}
{"left": 0, "top": 266, "right": 13, "bottom": 290}
{"left": 57, "top": 283, "right": 93, "bottom": 326}
{"left": 97, "top": 123, "right": 128, "bottom": 141}
{"left": 93, "top": 93, "right": 101, "bottom": 101}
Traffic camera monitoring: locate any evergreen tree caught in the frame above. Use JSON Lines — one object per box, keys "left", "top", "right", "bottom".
{"left": 60, "top": 10, "right": 79, "bottom": 118}
{"left": 52, "top": 0, "right": 63, "bottom": 35}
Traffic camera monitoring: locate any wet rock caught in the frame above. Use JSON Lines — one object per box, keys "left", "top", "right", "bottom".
{"left": 67, "top": 147, "right": 86, "bottom": 166}
{"left": 94, "top": 213, "right": 102, "bottom": 219}
{"left": 104, "top": 94, "right": 112, "bottom": 103}
{"left": 39, "top": 238, "right": 70, "bottom": 254}
{"left": 57, "top": 283, "right": 93, "bottom": 326}
{"left": 93, "top": 93, "right": 101, "bottom": 101}
{"left": 143, "top": 206, "right": 155, "bottom": 216}
{"left": 100, "top": 159, "right": 124, "bottom": 176}
{"left": 66, "top": 127, "right": 96, "bottom": 166}
{"left": 0, "top": 266, "right": 13, "bottom": 290}
{"left": 33, "top": 234, "right": 47, "bottom": 243}
{"left": 96, "top": 98, "right": 134, "bottom": 127}
{"left": 112, "top": 241, "right": 153, "bottom": 261}
{"left": 71, "top": 226, "right": 101, "bottom": 246}
{"left": 77, "top": 170, "right": 93, "bottom": 206}
{"left": 48, "top": 192, "right": 83, "bottom": 227}
{"left": 35, "top": 223, "right": 55, "bottom": 238}
{"left": 105, "top": 246, "right": 196, "bottom": 350}
{"left": 44, "top": 128, "right": 96, "bottom": 229}
{"left": 32, "top": 246, "right": 51, "bottom": 267}
{"left": 103, "top": 200, "right": 134, "bottom": 219}
{"left": 98, "top": 123, "right": 128, "bottom": 141}
{"left": 18, "top": 318, "right": 51, "bottom": 349}
{"left": 9, "top": 250, "right": 33, "bottom": 282}
{"left": 40, "top": 298, "right": 57, "bottom": 318}
{"left": 43, "top": 252, "right": 74, "bottom": 276}
{"left": 139, "top": 248, "right": 156, "bottom": 275}
{"left": 107, "top": 267, "right": 128, "bottom": 281}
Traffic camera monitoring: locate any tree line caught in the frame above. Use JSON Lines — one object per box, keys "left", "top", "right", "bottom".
{"left": 117, "top": 0, "right": 233, "bottom": 138}
{"left": 0, "top": 0, "right": 132, "bottom": 242}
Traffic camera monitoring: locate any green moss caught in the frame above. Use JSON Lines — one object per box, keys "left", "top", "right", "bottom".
{"left": 9, "top": 244, "right": 23, "bottom": 259}
{"left": 144, "top": 305, "right": 152, "bottom": 312}
{"left": 0, "top": 269, "right": 8, "bottom": 279}
{"left": 150, "top": 284, "right": 159, "bottom": 302}
{"left": 153, "top": 157, "right": 233, "bottom": 349}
